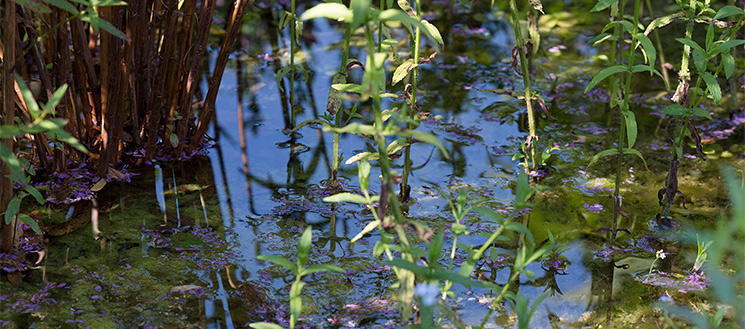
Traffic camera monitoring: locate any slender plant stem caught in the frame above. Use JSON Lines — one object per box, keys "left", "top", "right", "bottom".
{"left": 401, "top": 1, "right": 421, "bottom": 199}
{"left": 610, "top": 0, "right": 641, "bottom": 241}
{"left": 332, "top": 25, "right": 352, "bottom": 181}
{"left": 662, "top": 0, "right": 697, "bottom": 218}
{"left": 509, "top": 0, "right": 537, "bottom": 169}
{"left": 645, "top": 0, "right": 671, "bottom": 91}
{"left": 290, "top": 0, "right": 296, "bottom": 118}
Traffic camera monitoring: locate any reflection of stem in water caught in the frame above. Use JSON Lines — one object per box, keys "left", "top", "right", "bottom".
{"left": 266, "top": 10, "right": 292, "bottom": 129}
{"left": 214, "top": 270, "right": 235, "bottom": 329}
{"left": 154, "top": 165, "right": 167, "bottom": 225}
{"left": 214, "top": 139, "right": 236, "bottom": 221}
{"left": 91, "top": 197, "right": 101, "bottom": 240}
{"left": 172, "top": 168, "right": 181, "bottom": 227}
{"left": 236, "top": 43, "right": 258, "bottom": 217}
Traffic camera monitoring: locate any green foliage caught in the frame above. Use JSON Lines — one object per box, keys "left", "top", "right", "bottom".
{"left": 0, "top": 75, "right": 87, "bottom": 234}
{"left": 254, "top": 226, "right": 344, "bottom": 329}
{"left": 16, "top": 0, "right": 131, "bottom": 41}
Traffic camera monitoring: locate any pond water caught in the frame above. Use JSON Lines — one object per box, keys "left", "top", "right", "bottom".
{"left": 2, "top": 2, "right": 744, "bottom": 328}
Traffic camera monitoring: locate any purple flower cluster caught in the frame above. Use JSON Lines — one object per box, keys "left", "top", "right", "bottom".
{"left": 639, "top": 271, "right": 710, "bottom": 293}
{"left": 1, "top": 282, "right": 68, "bottom": 315}
{"left": 141, "top": 225, "right": 239, "bottom": 271}
{"left": 36, "top": 161, "right": 138, "bottom": 204}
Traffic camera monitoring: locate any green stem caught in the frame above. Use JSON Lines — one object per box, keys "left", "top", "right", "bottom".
{"left": 332, "top": 25, "right": 352, "bottom": 181}
{"left": 509, "top": 0, "right": 537, "bottom": 169}
{"left": 401, "top": 1, "right": 421, "bottom": 199}
{"left": 611, "top": 0, "right": 640, "bottom": 241}
{"left": 662, "top": 0, "right": 697, "bottom": 218}
{"left": 478, "top": 270, "right": 521, "bottom": 329}
{"left": 290, "top": 0, "right": 296, "bottom": 119}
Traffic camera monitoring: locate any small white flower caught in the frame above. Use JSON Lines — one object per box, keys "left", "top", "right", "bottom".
{"left": 656, "top": 249, "right": 666, "bottom": 260}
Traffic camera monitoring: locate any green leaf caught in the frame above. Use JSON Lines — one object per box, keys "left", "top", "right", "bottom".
{"left": 407, "top": 130, "right": 450, "bottom": 160}
{"left": 44, "top": 0, "right": 79, "bottom": 14}
{"left": 711, "top": 40, "right": 745, "bottom": 56}
{"left": 722, "top": 53, "right": 735, "bottom": 79}
{"left": 587, "top": 148, "right": 620, "bottom": 167}
{"left": 358, "top": 160, "right": 371, "bottom": 191}
{"left": 591, "top": 0, "right": 616, "bottom": 12}
{"left": 37, "top": 119, "right": 88, "bottom": 153}
{"left": 515, "top": 170, "right": 534, "bottom": 208}
{"left": 705, "top": 23, "right": 715, "bottom": 51}
{"left": 421, "top": 20, "right": 444, "bottom": 46}
{"left": 392, "top": 59, "right": 416, "bottom": 85}
{"left": 169, "top": 134, "right": 179, "bottom": 148}
{"left": 377, "top": 9, "right": 440, "bottom": 49}
{"left": 82, "top": 10, "right": 130, "bottom": 41}
{"left": 249, "top": 323, "right": 286, "bottom": 329}
{"left": 429, "top": 230, "right": 445, "bottom": 264}
{"left": 24, "top": 186, "right": 45, "bottom": 204}
{"left": 584, "top": 65, "right": 628, "bottom": 93}
{"left": 300, "top": 3, "right": 353, "bottom": 22}
{"left": 622, "top": 147, "right": 648, "bottom": 170}
{"left": 692, "top": 48, "right": 706, "bottom": 72}
{"left": 5, "top": 197, "right": 21, "bottom": 225}
{"left": 18, "top": 214, "right": 42, "bottom": 235}
{"left": 323, "top": 192, "right": 371, "bottom": 204}
{"left": 700, "top": 71, "right": 721, "bottom": 104}
{"left": 331, "top": 83, "right": 363, "bottom": 94}
{"left": 634, "top": 33, "right": 656, "bottom": 66}
{"left": 300, "top": 264, "right": 345, "bottom": 276}
{"left": 16, "top": 75, "right": 42, "bottom": 120}
{"left": 383, "top": 259, "right": 427, "bottom": 276}
{"left": 645, "top": 13, "right": 683, "bottom": 34}
{"left": 326, "top": 72, "right": 346, "bottom": 115}
{"left": 601, "top": 20, "right": 634, "bottom": 34}
{"left": 11, "top": 0, "right": 51, "bottom": 13}
{"left": 42, "top": 84, "right": 69, "bottom": 114}
{"left": 289, "top": 281, "right": 305, "bottom": 324}
{"left": 714, "top": 5, "right": 745, "bottom": 20}
{"left": 661, "top": 104, "right": 689, "bottom": 116}
{"left": 297, "top": 226, "right": 313, "bottom": 267}
{"left": 622, "top": 110, "right": 637, "bottom": 149}
{"left": 324, "top": 122, "right": 378, "bottom": 136}
{"left": 344, "top": 152, "right": 377, "bottom": 164}
{"left": 257, "top": 254, "right": 298, "bottom": 273}
{"left": 431, "top": 270, "right": 475, "bottom": 288}
{"left": 473, "top": 207, "right": 504, "bottom": 222}
{"left": 351, "top": 0, "right": 371, "bottom": 29}
{"left": 351, "top": 219, "right": 380, "bottom": 243}
{"left": 692, "top": 107, "right": 712, "bottom": 119}
{"left": 286, "top": 119, "right": 326, "bottom": 137}
{"left": 676, "top": 38, "right": 705, "bottom": 56}
{"left": 0, "top": 125, "right": 23, "bottom": 139}
{"left": 0, "top": 143, "right": 27, "bottom": 185}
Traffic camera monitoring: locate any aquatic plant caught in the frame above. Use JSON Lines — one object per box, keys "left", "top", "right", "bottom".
{"left": 657, "top": 167, "right": 745, "bottom": 327}
{"left": 585, "top": 0, "right": 662, "bottom": 240}
{"left": 252, "top": 226, "right": 344, "bottom": 329}
{"left": 654, "top": 3, "right": 745, "bottom": 221}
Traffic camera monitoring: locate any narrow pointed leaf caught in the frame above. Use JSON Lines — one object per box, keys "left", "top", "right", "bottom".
{"left": 700, "top": 71, "right": 721, "bottom": 104}
{"left": 584, "top": 65, "right": 628, "bottom": 93}
{"left": 622, "top": 110, "right": 637, "bottom": 149}
{"left": 257, "top": 255, "right": 298, "bottom": 273}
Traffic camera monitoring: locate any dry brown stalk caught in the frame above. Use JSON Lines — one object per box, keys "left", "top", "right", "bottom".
{"left": 191, "top": 0, "right": 251, "bottom": 151}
